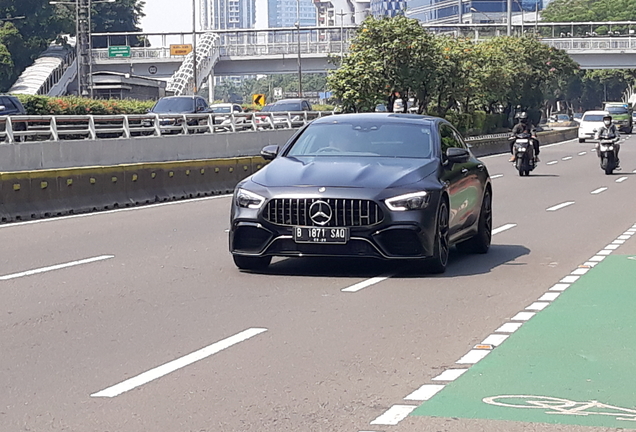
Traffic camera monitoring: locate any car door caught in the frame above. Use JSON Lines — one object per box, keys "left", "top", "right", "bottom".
{"left": 438, "top": 123, "right": 483, "bottom": 237}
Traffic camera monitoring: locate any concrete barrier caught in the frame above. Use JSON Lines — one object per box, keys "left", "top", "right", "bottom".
{"left": 0, "top": 157, "right": 266, "bottom": 223}
{"left": 0, "top": 128, "right": 578, "bottom": 224}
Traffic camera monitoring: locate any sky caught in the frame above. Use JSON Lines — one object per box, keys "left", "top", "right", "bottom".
{"left": 139, "top": 0, "right": 269, "bottom": 33}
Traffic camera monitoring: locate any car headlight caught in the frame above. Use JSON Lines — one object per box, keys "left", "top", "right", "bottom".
{"left": 385, "top": 191, "right": 429, "bottom": 211}
{"left": 236, "top": 189, "right": 265, "bottom": 209}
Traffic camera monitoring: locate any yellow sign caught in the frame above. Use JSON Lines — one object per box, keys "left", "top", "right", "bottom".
{"left": 252, "top": 94, "right": 266, "bottom": 106}
{"left": 170, "top": 44, "right": 193, "bottom": 56}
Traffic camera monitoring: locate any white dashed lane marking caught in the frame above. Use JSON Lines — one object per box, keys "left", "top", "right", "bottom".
{"left": 370, "top": 405, "right": 418, "bottom": 425}
{"left": 616, "top": 177, "right": 628, "bottom": 183}
{"left": 492, "top": 223, "right": 516, "bottom": 235}
{"left": 562, "top": 156, "right": 573, "bottom": 161}
{"left": 0, "top": 255, "right": 114, "bottom": 281}
{"left": 578, "top": 151, "right": 587, "bottom": 155}
{"left": 404, "top": 384, "right": 446, "bottom": 401}
{"left": 546, "top": 161, "right": 558, "bottom": 165}
{"left": 591, "top": 187, "right": 608, "bottom": 194}
{"left": 91, "top": 328, "right": 268, "bottom": 398}
{"left": 491, "top": 174, "right": 504, "bottom": 179}
{"left": 547, "top": 201, "right": 575, "bottom": 211}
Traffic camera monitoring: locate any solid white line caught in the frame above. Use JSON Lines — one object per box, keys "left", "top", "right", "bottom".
{"left": 547, "top": 201, "right": 575, "bottom": 211}
{"left": 616, "top": 177, "right": 628, "bottom": 183}
{"left": 370, "top": 405, "right": 417, "bottom": 425}
{"left": 341, "top": 274, "right": 393, "bottom": 293}
{"left": 91, "top": 328, "right": 267, "bottom": 398}
{"left": 456, "top": 349, "right": 490, "bottom": 364}
{"left": 481, "top": 334, "right": 509, "bottom": 346}
{"left": 491, "top": 174, "right": 504, "bottom": 179}
{"left": 431, "top": 369, "right": 468, "bottom": 381}
{"left": 546, "top": 161, "right": 558, "bottom": 165}
{"left": 495, "top": 322, "right": 523, "bottom": 333}
{"left": 405, "top": 384, "right": 446, "bottom": 400}
{"left": 578, "top": 151, "right": 587, "bottom": 155}
{"left": 591, "top": 187, "right": 608, "bottom": 195}
{"left": 562, "top": 156, "right": 573, "bottom": 161}
{"left": 492, "top": 223, "right": 516, "bottom": 235}
{"left": 0, "top": 255, "right": 114, "bottom": 281}
{"left": 0, "top": 195, "right": 231, "bottom": 229}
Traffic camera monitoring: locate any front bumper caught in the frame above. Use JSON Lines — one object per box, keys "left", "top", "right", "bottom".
{"left": 230, "top": 196, "right": 441, "bottom": 260}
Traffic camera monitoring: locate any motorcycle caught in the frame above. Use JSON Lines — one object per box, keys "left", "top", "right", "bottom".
{"left": 596, "top": 133, "right": 619, "bottom": 175}
{"left": 510, "top": 132, "right": 536, "bottom": 176}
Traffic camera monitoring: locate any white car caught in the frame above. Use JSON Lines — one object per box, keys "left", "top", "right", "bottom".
{"left": 208, "top": 103, "right": 250, "bottom": 130}
{"left": 578, "top": 110, "right": 609, "bottom": 143}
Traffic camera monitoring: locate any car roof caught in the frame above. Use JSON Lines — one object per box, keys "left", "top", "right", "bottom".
{"left": 209, "top": 103, "right": 233, "bottom": 106}
{"left": 272, "top": 98, "right": 308, "bottom": 103}
{"left": 583, "top": 110, "right": 609, "bottom": 115}
{"left": 311, "top": 112, "right": 441, "bottom": 125}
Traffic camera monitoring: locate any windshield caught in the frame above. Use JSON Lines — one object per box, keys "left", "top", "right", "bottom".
{"left": 271, "top": 102, "right": 302, "bottom": 111}
{"left": 607, "top": 106, "right": 628, "bottom": 115}
{"left": 151, "top": 98, "right": 196, "bottom": 113}
{"left": 209, "top": 106, "right": 231, "bottom": 113}
{"left": 582, "top": 114, "right": 605, "bottom": 122}
{"left": 260, "top": 105, "right": 275, "bottom": 113}
{"left": 286, "top": 122, "right": 433, "bottom": 158}
{"left": 557, "top": 115, "right": 569, "bottom": 120}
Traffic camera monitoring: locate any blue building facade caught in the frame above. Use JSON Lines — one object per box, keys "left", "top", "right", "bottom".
{"left": 370, "top": 0, "right": 407, "bottom": 17}
{"left": 406, "top": 0, "right": 543, "bottom": 24}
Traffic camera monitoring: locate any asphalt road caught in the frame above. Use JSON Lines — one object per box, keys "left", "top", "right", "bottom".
{"left": 1, "top": 134, "right": 636, "bottom": 432}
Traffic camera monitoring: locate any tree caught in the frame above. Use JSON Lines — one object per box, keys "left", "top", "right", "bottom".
{"left": 541, "top": 0, "right": 636, "bottom": 22}
{"left": 327, "top": 15, "right": 438, "bottom": 112}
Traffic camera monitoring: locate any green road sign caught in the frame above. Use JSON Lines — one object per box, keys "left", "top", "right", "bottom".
{"left": 412, "top": 254, "right": 636, "bottom": 429}
{"left": 108, "top": 46, "right": 131, "bottom": 58}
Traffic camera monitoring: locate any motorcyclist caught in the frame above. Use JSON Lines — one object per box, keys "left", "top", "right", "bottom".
{"left": 509, "top": 112, "right": 540, "bottom": 162}
{"left": 594, "top": 114, "right": 621, "bottom": 169}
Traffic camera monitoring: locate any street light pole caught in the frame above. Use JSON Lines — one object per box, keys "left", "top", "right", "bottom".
{"left": 296, "top": 0, "right": 302, "bottom": 98}
{"left": 507, "top": 0, "right": 512, "bottom": 35}
{"left": 192, "top": 0, "right": 198, "bottom": 94}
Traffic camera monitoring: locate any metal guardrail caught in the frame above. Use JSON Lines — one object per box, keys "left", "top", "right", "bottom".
{"left": 0, "top": 111, "right": 337, "bottom": 143}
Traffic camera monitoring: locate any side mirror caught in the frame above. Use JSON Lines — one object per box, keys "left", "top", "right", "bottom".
{"left": 0, "top": 105, "right": 6, "bottom": 112}
{"left": 446, "top": 147, "right": 470, "bottom": 164}
{"left": 261, "top": 145, "right": 279, "bottom": 160}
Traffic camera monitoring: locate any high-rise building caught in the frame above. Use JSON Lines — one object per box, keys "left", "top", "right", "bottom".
{"left": 405, "top": 0, "right": 543, "bottom": 24}
{"left": 370, "top": 0, "right": 406, "bottom": 17}
{"left": 201, "top": 0, "right": 257, "bottom": 29}
{"left": 313, "top": 0, "right": 370, "bottom": 27}
{"left": 267, "top": 0, "right": 317, "bottom": 27}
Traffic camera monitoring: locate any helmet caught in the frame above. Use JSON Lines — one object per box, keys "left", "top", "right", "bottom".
{"left": 603, "top": 114, "right": 612, "bottom": 126}
{"left": 518, "top": 112, "right": 528, "bottom": 123}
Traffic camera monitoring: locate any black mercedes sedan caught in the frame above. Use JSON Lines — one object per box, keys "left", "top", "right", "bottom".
{"left": 229, "top": 113, "right": 492, "bottom": 273}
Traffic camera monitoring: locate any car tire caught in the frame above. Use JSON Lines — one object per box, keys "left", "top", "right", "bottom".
{"left": 426, "top": 200, "right": 450, "bottom": 274}
{"left": 456, "top": 189, "right": 492, "bottom": 254}
{"left": 578, "top": 138, "right": 585, "bottom": 143}
{"left": 233, "top": 255, "right": 272, "bottom": 271}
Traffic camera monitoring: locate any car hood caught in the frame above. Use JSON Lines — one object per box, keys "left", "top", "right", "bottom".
{"left": 251, "top": 156, "right": 439, "bottom": 189}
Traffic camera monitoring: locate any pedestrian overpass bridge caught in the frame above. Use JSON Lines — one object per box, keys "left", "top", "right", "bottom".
{"left": 10, "top": 21, "right": 636, "bottom": 97}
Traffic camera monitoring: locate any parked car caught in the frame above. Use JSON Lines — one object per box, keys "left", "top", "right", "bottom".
{"left": 229, "top": 113, "right": 492, "bottom": 273}
{"left": 254, "top": 98, "right": 312, "bottom": 128}
{"left": 578, "top": 110, "right": 609, "bottom": 143}
{"left": 146, "top": 95, "right": 210, "bottom": 134}
{"left": 0, "top": 94, "right": 28, "bottom": 137}
{"left": 208, "top": 103, "right": 250, "bottom": 130}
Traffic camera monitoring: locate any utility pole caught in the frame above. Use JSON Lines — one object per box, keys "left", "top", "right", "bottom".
{"left": 507, "top": 0, "right": 512, "bottom": 36}
{"left": 192, "top": 0, "right": 198, "bottom": 94}
{"left": 296, "top": 0, "right": 302, "bottom": 97}
{"left": 337, "top": 9, "right": 346, "bottom": 59}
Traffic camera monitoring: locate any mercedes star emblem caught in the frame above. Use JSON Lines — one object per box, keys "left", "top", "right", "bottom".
{"left": 309, "top": 200, "right": 332, "bottom": 226}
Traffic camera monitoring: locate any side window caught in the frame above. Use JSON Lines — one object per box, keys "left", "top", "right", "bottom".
{"left": 440, "top": 124, "right": 462, "bottom": 156}
{"left": 234, "top": 105, "right": 242, "bottom": 112}
{"left": 2, "top": 97, "right": 16, "bottom": 110}
{"left": 302, "top": 102, "right": 310, "bottom": 111}
{"left": 196, "top": 98, "right": 206, "bottom": 111}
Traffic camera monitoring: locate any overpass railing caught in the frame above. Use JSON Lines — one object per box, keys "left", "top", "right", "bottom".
{"left": 0, "top": 111, "right": 337, "bottom": 143}
{"left": 542, "top": 36, "right": 636, "bottom": 51}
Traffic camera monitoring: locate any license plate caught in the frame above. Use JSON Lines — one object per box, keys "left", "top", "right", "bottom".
{"left": 294, "top": 226, "right": 349, "bottom": 244}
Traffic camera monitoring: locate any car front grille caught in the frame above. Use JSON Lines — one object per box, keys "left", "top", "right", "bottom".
{"left": 263, "top": 198, "right": 383, "bottom": 227}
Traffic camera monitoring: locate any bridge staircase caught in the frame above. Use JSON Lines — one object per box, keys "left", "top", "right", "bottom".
{"left": 166, "top": 32, "right": 220, "bottom": 96}
{"left": 9, "top": 39, "right": 77, "bottom": 97}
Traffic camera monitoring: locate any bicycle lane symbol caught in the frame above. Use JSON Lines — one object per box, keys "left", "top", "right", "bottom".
{"left": 483, "top": 395, "right": 636, "bottom": 422}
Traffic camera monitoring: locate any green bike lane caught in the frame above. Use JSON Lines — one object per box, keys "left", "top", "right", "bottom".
{"left": 410, "top": 224, "right": 636, "bottom": 429}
